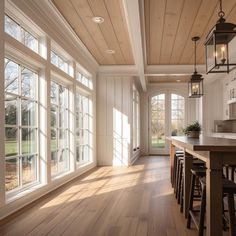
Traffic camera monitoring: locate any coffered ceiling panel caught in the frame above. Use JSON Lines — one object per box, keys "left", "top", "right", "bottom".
{"left": 145, "top": 0, "right": 236, "bottom": 65}
{"left": 52, "top": 0, "right": 135, "bottom": 65}
{"left": 148, "top": 75, "right": 189, "bottom": 83}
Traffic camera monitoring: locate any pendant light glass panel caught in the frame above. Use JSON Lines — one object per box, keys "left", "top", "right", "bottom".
{"left": 188, "top": 77, "right": 203, "bottom": 98}
{"left": 205, "top": 31, "right": 236, "bottom": 73}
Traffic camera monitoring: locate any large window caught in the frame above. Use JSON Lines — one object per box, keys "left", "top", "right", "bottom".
{"left": 132, "top": 85, "right": 140, "bottom": 150}
{"left": 50, "top": 81, "right": 69, "bottom": 177}
{"left": 5, "top": 58, "right": 38, "bottom": 192}
{"left": 5, "top": 15, "right": 38, "bottom": 53}
{"left": 75, "top": 93, "right": 92, "bottom": 165}
{"left": 171, "top": 94, "right": 185, "bottom": 136}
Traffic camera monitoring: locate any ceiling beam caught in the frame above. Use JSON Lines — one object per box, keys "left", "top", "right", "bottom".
{"left": 145, "top": 64, "right": 206, "bottom": 76}
{"left": 98, "top": 65, "right": 138, "bottom": 76}
{"left": 123, "top": 0, "right": 146, "bottom": 91}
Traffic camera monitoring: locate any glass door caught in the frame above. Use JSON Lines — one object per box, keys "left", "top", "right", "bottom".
{"left": 149, "top": 93, "right": 185, "bottom": 155}
{"left": 149, "top": 94, "right": 168, "bottom": 154}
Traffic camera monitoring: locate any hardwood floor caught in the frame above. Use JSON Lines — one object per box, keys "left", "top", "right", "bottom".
{"left": 0, "top": 156, "right": 200, "bottom": 236}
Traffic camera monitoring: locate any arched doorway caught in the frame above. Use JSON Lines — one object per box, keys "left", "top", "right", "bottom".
{"left": 149, "top": 92, "right": 185, "bottom": 155}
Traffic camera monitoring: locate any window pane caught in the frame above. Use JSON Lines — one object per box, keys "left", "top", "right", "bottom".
{"left": 5, "top": 59, "right": 19, "bottom": 94}
{"left": 59, "top": 85, "right": 67, "bottom": 107}
{"left": 59, "top": 129, "right": 67, "bottom": 147}
{"left": 23, "top": 29, "right": 38, "bottom": 52}
{"left": 151, "top": 94, "right": 165, "bottom": 148}
{"left": 22, "top": 155, "right": 37, "bottom": 185}
{"left": 21, "top": 100, "right": 36, "bottom": 126}
{"left": 21, "top": 128, "right": 36, "bottom": 154}
{"left": 59, "top": 108, "right": 67, "bottom": 128}
{"left": 57, "top": 149, "right": 69, "bottom": 173}
{"left": 51, "top": 51, "right": 58, "bottom": 66}
{"left": 5, "top": 94, "right": 17, "bottom": 125}
{"left": 51, "top": 81, "right": 58, "bottom": 104}
{"left": 51, "top": 151, "right": 58, "bottom": 176}
{"left": 5, "top": 127, "right": 18, "bottom": 157}
{"left": 51, "top": 128, "right": 57, "bottom": 151}
{"left": 4, "top": 15, "right": 20, "bottom": 40}
{"left": 51, "top": 105, "right": 57, "bottom": 127}
{"left": 5, "top": 158, "right": 19, "bottom": 191}
{"left": 21, "top": 68, "right": 36, "bottom": 98}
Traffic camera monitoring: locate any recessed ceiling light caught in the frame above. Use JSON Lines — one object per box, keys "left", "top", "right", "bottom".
{"left": 176, "top": 79, "right": 181, "bottom": 82}
{"left": 92, "top": 16, "right": 104, "bottom": 24}
{"left": 105, "top": 49, "right": 115, "bottom": 54}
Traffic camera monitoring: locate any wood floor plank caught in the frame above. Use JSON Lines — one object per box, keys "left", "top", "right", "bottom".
{"left": 0, "top": 156, "right": 221, "bottom": 236}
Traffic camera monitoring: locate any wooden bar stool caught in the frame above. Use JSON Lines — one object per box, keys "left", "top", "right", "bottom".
{"left": 187, "top": 176, "right": 236, "bottom": 236}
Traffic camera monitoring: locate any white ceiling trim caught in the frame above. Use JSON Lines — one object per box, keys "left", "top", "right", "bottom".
{"left": 99, "top": 65, "right": 138, "bottom": 76}
{"left": 145, "top": 65, "right": 206, "bottom": 76}
{"left": 123, "top": 0, "right": 147, "bottom": 91}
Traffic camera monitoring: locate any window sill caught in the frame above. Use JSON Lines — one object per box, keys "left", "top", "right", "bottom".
{"left": 6, "top": 182, "right": 45, "bottom": 204}
{"left": 76, "top": 161, "right": 93, "bottom": 169}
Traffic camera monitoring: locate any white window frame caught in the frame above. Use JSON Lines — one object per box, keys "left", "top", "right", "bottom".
{"left": 4, "top": 57, "right": 40, "bottom": 198}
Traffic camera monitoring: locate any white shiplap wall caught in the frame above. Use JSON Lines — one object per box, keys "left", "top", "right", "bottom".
{"left": 97, "top": 76, "right": 138, "bottom": 166}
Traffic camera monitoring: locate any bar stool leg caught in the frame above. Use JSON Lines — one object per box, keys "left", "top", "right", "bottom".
{"left": 227, "top": 193, "right": 236, "bottom": 236}
{"left": 198, "top": 184, "right": 206, "bottom": 236}
{"left": 178, "top": 162, "right": 183, "bottom": 204}
{"left": 175, "top": 160, "right": 180, "bottom": 198}
{"left": 187, "top": 174, "right": 196, "bottom": 228}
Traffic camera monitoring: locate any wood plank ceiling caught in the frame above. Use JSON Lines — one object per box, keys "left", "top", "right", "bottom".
{"left": 145, "top": 0, "right": 236, "bottom": 65}
{"left": 148, "top": 75, "right": 189, "bottom": 83}
{"left": 52, "top": 0, "right": 134, "bottom": 65}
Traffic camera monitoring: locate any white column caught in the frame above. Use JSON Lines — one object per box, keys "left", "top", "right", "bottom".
{"left": 0, "top": 0, "right": 5, "bottom": 206}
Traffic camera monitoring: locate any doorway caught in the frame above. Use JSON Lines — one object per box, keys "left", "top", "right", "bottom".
{"left": 149, "top": 92, "right": 185, "bottom": 155}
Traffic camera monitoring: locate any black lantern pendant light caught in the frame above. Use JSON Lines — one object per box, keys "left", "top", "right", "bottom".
{"left": 205, "top": 0, "right": 236, "bottom": 73}
{"left": 189, "top": 36, "right": 204, "bottom": 98}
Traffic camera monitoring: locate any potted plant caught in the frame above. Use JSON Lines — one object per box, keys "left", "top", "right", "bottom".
{"left": 184, "top": 121, "right": 201, "bottom": 138}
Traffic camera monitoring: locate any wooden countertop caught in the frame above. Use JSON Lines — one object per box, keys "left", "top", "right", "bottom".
{"left": 169, "top": 135, "right": 236, "bottom": 152}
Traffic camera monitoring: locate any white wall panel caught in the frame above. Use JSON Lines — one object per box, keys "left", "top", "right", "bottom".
{"left": 97, "top": 76, "right": 136, "bottom": 166}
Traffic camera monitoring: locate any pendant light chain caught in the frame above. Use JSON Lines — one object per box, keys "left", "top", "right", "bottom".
{"left": 218, "top": 0, "right": 225, "bottom": 18}
{"left": 194, "top": 40, "right": 197, "bottom": 73}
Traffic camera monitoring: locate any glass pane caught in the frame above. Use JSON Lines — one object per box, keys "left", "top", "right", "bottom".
{"left": 59, "top": 85, "right": 67, "bottom": 107}
{"left": 51, "top": 150, "right": 58, "bottom": 176}
{"left": 59, "top": 129, "right": 67, "bottom": 147}
{"left": 5, "top": 158, "right": 19, "bottom": 191}
{"left": 51, "top": 81, "right": 57, "bottom": 104}
{"left": 5, "top": 127, "right": 18, "bottom": 157}
{"left": 151, "top": 120, "right": 165, "bottom": 148}
{"left": 51, "top": 51, "right": 58, "bottom": 66}
{"left": 51, "top": 128, "right": 57, "bottom": 151}
{"left": 21, "top": 68, "right": 36, "bottom": 98}
{"left": 51, "top": 105, "right": 57, "bottom": 127}
{"left": 76, "top": 146, "right": 80, "bottom": 163}
{"left": 58, "top": 56, "right": 67, "bottom": 72}
{"left": 21, "top": 100, "right": 36, "bottom": 126}
{"left": 5, "top": 58, "right": 19, "bottom": 94}
{"left": 59, "top": 108, "right": 67, "bottom": 128}
{"left": 4, "top": 15, "right": 20, "bottom": 40}
{"left": 5, "top": 94, "right": 17, "bottom": 125}
{"left": 151, "top": 94, "right": 165, "bottom": 149}
{"left": 21, "top": 128, "right": 36, "bottom": 154}
{"left": 23, "top": 29, "right": 38, "bottom": 52}
{"left": 58, "top": 148, "right": 69, "bottom": 173}
{"left": 171, "top": 94, "right": 185, "bottom": 136}
{"left": 22, "top": 155, "right": 37, "bottom": 185}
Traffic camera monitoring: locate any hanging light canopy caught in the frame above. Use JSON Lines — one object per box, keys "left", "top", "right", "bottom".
{"left": 205, "top": 0, "right": 236, "bottom": 73}
{"left": 189, "top": 36, "right": 204, "bottom": 98}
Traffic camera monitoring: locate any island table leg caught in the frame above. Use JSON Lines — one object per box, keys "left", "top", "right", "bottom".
{"left": 206, "top": 152, "right": 222, "bottom": 236}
